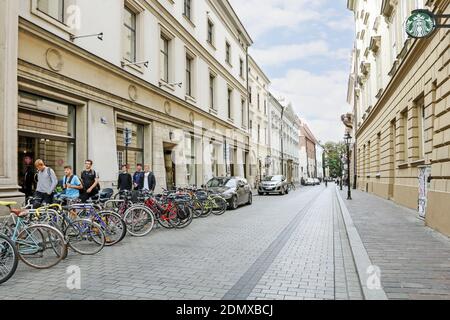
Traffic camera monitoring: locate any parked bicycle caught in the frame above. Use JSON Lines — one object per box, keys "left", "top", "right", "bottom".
{"left": 0, "top": 232, "right": 18, "bottom": 285}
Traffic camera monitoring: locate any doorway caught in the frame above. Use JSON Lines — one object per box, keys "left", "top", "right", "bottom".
{"left": 164, "top": 143, "right": 176, "bottom": 190}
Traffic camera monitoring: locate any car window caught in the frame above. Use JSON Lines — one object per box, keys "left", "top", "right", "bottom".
{"left": 207, "top": 178, "right": 230, "bottom": 188}
{"left": 226, "top": 179, "right": 237, "bottom": 188}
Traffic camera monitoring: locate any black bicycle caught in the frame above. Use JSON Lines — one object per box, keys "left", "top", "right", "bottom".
{"left": 0, "top": 232, "right": 18, "bottom": 285}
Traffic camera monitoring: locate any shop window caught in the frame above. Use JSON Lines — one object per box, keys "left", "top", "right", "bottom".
{"left": 185, "top": 134, "right": 197, "bottom": 186}
{"left": 116, "top": 118, "right": 144, "bottom": 173}
{"left": 18, "top": 93, "right": 76, "bottom": 181}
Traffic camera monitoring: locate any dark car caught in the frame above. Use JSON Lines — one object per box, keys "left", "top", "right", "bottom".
{"left": 206, "top": 177, "right": 252, "bottom": 210}
{"left": 258, "top": 175, "right": 289, "bottom": 195}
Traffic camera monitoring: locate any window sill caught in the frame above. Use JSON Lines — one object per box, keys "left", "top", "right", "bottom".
{"left": 398, "top": 162, "right": 409, "bottom": 169}
{"left": 31, "top": 5, "right": 74, "bottom": 35}
{"left": 411, "top": 159, "right": 426, "bottom": 167}
{"left": 159, "top": 80, "right": 175, "bottom": 92}
{"left": 121, "top": 60, "right": 144, "bottom": 74}
{"left": 185, "top": 95, "right": 196, "bottom": 104}
{"left": 226, "top": 61, "right": 233, "bottom": 68}
{"left": 209, "top": 108, "right": 218, "bottom": 115}
{"left": 228, "top": 118, "right": 234, "bottom": 124}
{"left": 183, "top": 15, "right": 196, "bottom": 28}
{"left": 207, "top": 41, "right": 216, "bottom": 51}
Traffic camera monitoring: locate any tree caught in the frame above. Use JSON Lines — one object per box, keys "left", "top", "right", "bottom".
{"left": 323, "top": 141, "right": 346, "bottom": 178}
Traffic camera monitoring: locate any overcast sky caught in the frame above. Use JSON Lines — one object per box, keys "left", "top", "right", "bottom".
{"left": 229, "top": 0, "right": 355, "bottom": 143}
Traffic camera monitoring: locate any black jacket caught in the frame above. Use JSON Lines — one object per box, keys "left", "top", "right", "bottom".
{"left": 118, "top": 172, "right": 132, "bottom": 191}
{"left": 144, "top": 172, "right": 156, "bottom": 191}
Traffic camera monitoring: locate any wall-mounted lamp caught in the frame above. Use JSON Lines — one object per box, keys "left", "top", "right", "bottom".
{"left": 70, "top": 32, "right": 103, "bottom": 42}
{"left": 121, "top": 60, "right": 149, "bottom": 68}
{"left": 169, "top": 131, "right": 174, "bottom": 141}
{"left": 170, "top": 82, "right": 183, "bottom": 88}
{"left": 100, "top": 117, "right": 108, "bottom": 125}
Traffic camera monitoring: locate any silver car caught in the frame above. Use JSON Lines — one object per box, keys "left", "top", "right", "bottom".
{"left": 258, "top": 175, "right": 289, "bottom": 195}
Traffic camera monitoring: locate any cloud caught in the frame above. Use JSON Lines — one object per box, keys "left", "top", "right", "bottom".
{"left": 230, "top": 0, "right": 326, "bottom": 40}
{"left": 270, "top": 69, "right": 351, "bottom": 142}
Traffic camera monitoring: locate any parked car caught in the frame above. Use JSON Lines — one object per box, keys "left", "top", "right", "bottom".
{"left": 313, "top": 178, "right": 320, "bottom": 185}
{"left": 258, "top": 175, "right": 289, "bottom": 195}
{"left": 304, "top": 178, "right": 315, "bottom": 186}
{"left": 205, "top": 177, "right": 252, "bottom": 210}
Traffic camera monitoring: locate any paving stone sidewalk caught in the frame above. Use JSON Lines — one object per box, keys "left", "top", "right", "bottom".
{"left": 338, "top": 188, "right": 450, "bottom": 300}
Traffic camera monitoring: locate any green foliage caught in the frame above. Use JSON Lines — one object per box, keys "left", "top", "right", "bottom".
{"left": 323, "top": 141, "right": 346, "bottom": 178}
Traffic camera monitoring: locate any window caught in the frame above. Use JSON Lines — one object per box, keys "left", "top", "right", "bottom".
{"left": 257, "top": 93, "right": 260, "bottom": 110}
{"left": 257, "top": 124, "right": 261, "bottom": 143}
{"left": 185, "top": 134, "right": 197, "bottom": 186}
{"left": 160, "top": 35, "right": 170, "bottom": 82}
{"left": 183, "top": 0, "right": 191, "bottom": 20}
{"left": 225, "top": 42, "right": 231, "bottom": 65}
{"left": 241, "top": 99, "right": 246, "bottom": 127}
{"left": 227, "top": 88, "right": 233, "bottom": 119}
{"left": 401, "top": 110, "right": 408, "bottom": 162}
{"left": 186, "top": 55, "right": 193, "bottom": 96}
{"left": 18, "top": 93, "right": 76, "bottom": 180}
{"left": 249, "top": 120, "right": 253, "bottom": 134}
{"left": 116, "top": 118, "right": 144, "bottom": 173}
{"left": 207, "top": 19, "right": 214, "bottom": 45}
{"left": 123, "top": 7, "right": 137, "bottom": 62}
{"left": 209, "top": 73, "right": 216, "bottom": 110}
{"left": 264, "top": 100, "right": 267, "bottom": 115}
{"left": 249, "top": 87, "right": 252, "bottom": 104}
{"left": 390, "top": 119, "right": 396, "bottom": 169}
{"left": 239, "top": 59, "right": 244, "bottom": 78}
{"left": 377, "top": 133, "right": 381, "bottom": 174}
{"left": 37, "top": 0, "right": 65, "bottom": 23}
{"left": 417, "top": 98, "right": 425, "bottom": 159}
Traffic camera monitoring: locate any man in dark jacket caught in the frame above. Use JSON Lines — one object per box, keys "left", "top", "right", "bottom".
{"left": 118, "top": 165, "right": 132, "bottom": 191}
{"left": 20, "top": 154, "right": 36, "bottom": 198}
{"left": 143, "top": 165, "right": 156, "bottom": 192}
{"left": 80, "top": 159, "right": 100, "bottom": 203}
{"left": 133, "top": 164, "right": 145, "bottom": 190}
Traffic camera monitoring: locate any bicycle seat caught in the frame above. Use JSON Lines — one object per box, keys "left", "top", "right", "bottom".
{"left": 10, "top": 208, "right": 28, "bottom": 217}
{"left": 0, "top": 201, "right": 17, "bottom": 207}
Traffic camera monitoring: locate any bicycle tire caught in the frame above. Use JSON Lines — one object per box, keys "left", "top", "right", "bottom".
{"left": 0, "top": 233, "right": 18, "bottom": 284}
{"left": 123, "top": 205, "right": 155, "bottom": 237}
{"left": 16, "top": 224, "right": 66, "bottom": 269}
{"left": 211, "top": 196, "right": 228, "bottom": 215}
{"left": 191, "top": 199, "right": 204, "bottom": 218}
{"left": 64, "top": 219, "right": 105, "bottom": 255}
{"left": 95, "top": 211, "right": 127, "bottom": 246}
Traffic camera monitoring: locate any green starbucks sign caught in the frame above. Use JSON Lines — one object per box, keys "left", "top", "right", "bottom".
{"left": 406, "top": 10, "right": 450, "bottom": 39}
{"left": 406, "top": 10, "right": 436, "bottom": 38}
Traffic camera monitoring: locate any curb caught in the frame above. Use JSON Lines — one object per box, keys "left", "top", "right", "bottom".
{"left": 335, "top": 187, "right": 388, "bottom": 300}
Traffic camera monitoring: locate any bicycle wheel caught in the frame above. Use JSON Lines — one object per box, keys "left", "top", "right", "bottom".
{"left": 16, "top": 224, "right": 66, "bottom": 269}
{"left": 65, "top": 219, "right": 105, "bottom": 255}
{"left": 94, "top": 211, "right": 127, "bottom": 246}
{"left": 191, "top": 199, "right": 204, "bottom": 218}
{"left": 0, "top": 233, "right": 18, "bottom": 284}
{"left": 170, "top": 203, "right": 193, "bottom": 229}
{"left": 211, "top": 196, "right": 228, "bottom": 216}
{"left": 200, "top": 200, "right": 213, "bottom": 218}
{"left": 123, "top": 205, "right": 155, "bottom": 237}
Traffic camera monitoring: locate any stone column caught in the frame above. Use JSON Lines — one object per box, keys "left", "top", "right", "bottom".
{"left": 0, "top": 0, "right": 21, "bottom": 204}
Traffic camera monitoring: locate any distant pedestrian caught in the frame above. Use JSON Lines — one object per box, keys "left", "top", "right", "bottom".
{"left": 143, "top": 165, "right": 156, "bottom": 192}
{"left": 33, "top": 159, "right": 58, "bottom": 206}
{"left": 118, "top": 165, "right": 132, "bottom": 191}
{"left": 80, "top": 160, "right": 100, "bottom": 203}
{"left": 133, "top": 164, "right": 145, "bottom": 190}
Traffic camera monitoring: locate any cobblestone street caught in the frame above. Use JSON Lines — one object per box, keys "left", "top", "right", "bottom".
{"left": 0, "top": 186, "right": 364, "bottom": 300}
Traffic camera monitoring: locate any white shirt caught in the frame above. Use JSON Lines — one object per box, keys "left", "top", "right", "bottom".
{"left": 143, "top": 172, "right": 150, "bottom": 190}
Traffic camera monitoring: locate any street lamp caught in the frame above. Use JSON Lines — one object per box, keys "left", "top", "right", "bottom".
{"left": 344, "top": 133, "right": 352, "bottom": 200}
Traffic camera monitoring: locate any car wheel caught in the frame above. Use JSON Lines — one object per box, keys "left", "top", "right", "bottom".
{"left": 258, "top": 191, "right": 263, "bottom": 196}
{"left": 247, "top": 193, "right": 252, "bottom": 205}
{"left": 286, "top": 187, "right": 289, "bottom": 195}
{"left": 231, "top": 195, "right": 238, "bottom": 210}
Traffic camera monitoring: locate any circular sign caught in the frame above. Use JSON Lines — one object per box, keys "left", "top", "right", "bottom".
{"left": 406, "top": 10, "right": 436, "bottom": 39}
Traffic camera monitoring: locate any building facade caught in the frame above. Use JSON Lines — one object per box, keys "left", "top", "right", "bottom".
{"left": 247, "top": 55, "right": 270, "bottom": 188}
{"left": 347, "top": 0, "right": 450, "bottom": 235}
{"left": 268, "top": 95, "right": 300, "bottom": 184}
{"left": 0, "top": 0, "right": 255, "bottom": 206}
{"left": 298, "top": 118, "right": 318, "bottom": 181}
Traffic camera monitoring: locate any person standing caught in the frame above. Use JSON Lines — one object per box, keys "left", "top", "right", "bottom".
{"left": 34, "top": 159, "right": 58, "bottom": 206}
{"left": 61, "top": 166, "right": 83, "bottom": 200}
{"left": 20, "top": 154, "right": 36, "bottom": 199}
{"left": 80, "top": 160, "right": 100, "bottom": 203}
{"left": 118, "top": 164, "right": 132, "bottom": 191}
{"left": 143, "top": 165, "right": 156, "bottom": 192}
{"left": 133, "top": 164, "right": 145, "bottom": 190}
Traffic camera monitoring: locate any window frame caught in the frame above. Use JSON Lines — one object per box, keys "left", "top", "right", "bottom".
{"left": 123, "top": 6, "right": 137, "bottom": 63}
